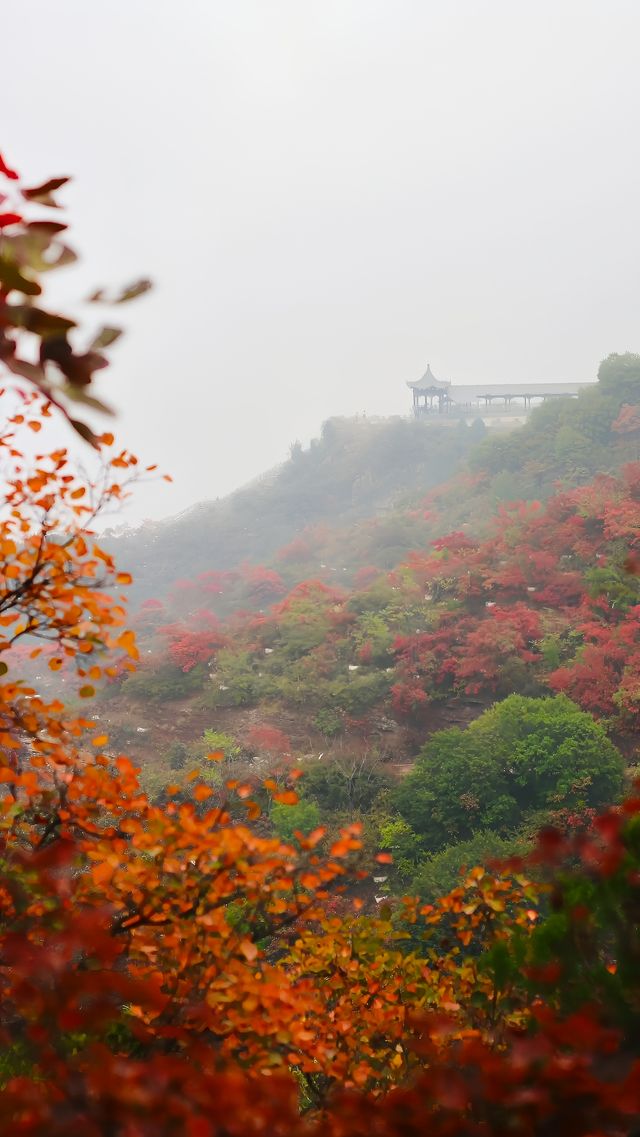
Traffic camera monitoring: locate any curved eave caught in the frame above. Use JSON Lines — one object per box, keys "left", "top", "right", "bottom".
{"left": 407, "top": 380, "right": 449, "bottom": 392}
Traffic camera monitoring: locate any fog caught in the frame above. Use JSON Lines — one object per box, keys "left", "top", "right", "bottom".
{"left": 5, "top": 0, "right": 640, "bottom": 522}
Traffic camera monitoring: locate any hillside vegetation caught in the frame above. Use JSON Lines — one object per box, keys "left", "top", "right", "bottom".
{"left": 112, "top": 354, "right": 640, "bottom": 616}
{"left": 13, "top": 354, "right": 631, "bottom": 904}
{"left": 79, "top": 354, "right": 640, "bottom": 901}
{"left": 111, "top": 415, "right": 485, "bottom": 604}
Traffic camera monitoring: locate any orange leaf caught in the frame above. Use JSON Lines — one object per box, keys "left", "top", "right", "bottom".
{"left": 206, "top": 750, "right": 224, "bottom": 762}
{"left": 375, "top": 852, "right": 393, "bottom": 864}
{"left": 91, "top": 860, "right": 114, "bottom": 885}
{"left": 272, "top": 790, "right": 298, "bottom": 805}
{"left": 92, "top": 734, "right": 109, "bottom": 747}
{"left": 239, "top": 939, "right": 258, "bottom": 962}
{"left": 116, "top": 629, "right": 138, "bottom": 658}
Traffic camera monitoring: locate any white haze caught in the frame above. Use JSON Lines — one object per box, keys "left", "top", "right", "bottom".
{"left": 4, "top": 0, "right": 640, "bottom": 522}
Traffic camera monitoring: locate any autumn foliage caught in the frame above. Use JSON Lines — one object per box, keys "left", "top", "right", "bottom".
{"left": 2, "top": 152, "right": 640, "bottom": 1134}
{"left": 184, "top": 463, "right": 640, "bottom": 735}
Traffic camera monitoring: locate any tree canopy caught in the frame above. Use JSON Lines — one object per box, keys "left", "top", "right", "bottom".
{"left": 393, "top": 694, "right": 624, "bottom": 850}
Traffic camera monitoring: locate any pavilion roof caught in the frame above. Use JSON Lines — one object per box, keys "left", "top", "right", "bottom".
{"left": 407, "top": 364, "right": 450, "bottom": 391}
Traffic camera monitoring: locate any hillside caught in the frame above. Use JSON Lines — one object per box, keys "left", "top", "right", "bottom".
{"left": 88, "top": 454, "right": 639, "bottom": 900}
{"left": 109, "top": 414, "right": 486, "bottom": 605}
{"left": 74, "top": 354, "right": 640, "bottom": 900}
{"left": 111, "top": 354, "right": 640, "bottom": 617}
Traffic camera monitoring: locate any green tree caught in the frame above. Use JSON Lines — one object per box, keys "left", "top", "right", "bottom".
{"left": 394, "top": 694, "right": 624, "bottom": 851}
{"left": 378, "top": 816, "right": 423, "bottom": 880}
{"left": 124, "top": 660, "right": 207, "bottom": 702}
{"left": 597, "top": 351, "right": 640, "bottom": 400}
{"left": 313, "top": 708, "right": 343, "bottom": 737}
{"left": 167, "top": 741, "right": 189, "bottom": 770}
{"left": 209, "top": 649, "right": 260, "bottom": 706}
{"left": 270, "top": 798, "right": 322, "bottom": 843}
{"left": 202, "top": 728, "right": 241, "bottom": 760}
{"left": 301, "top": 753, "right": 391, "bottom": 813}
{"left": 409, "top": 831, "right": 530, "bottom": 903}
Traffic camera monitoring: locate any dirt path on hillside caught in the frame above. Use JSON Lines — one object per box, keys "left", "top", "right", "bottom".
{"left": 93, "top": 688, "right": 491, "bottom": 782}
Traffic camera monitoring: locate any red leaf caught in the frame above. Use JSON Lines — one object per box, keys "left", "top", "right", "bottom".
{"left": 21, "top": 176, "right": 70, "bottom": 205}
{"left": 0, "top": 154, "right": 18, "bottom": 180}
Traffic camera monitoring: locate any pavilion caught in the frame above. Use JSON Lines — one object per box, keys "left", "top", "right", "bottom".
{"left": 407, "top": 365, "right": 593, "bottom": 419}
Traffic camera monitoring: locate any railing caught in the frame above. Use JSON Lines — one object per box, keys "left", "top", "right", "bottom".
{"left": 414, "top": 403, "right": 531, "bottom": 419}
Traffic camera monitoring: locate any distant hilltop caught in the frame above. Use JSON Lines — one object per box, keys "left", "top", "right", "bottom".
{"left": 407, "top": 364, "right": 594, "bottom": 426}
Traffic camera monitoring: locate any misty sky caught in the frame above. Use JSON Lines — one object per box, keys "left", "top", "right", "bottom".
{"left": 5, "top": 1, "right": 640, "bottom": 523}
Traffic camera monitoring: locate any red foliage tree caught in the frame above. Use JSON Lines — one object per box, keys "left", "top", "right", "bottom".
{"left": 245, "top": 723, "right": 292, "bottom": 756}
{"left": 241, "top": 564, "right": 287, "bottom": 605}
{"left": 160, "top": 610, "right": 227, "bottom": 672}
